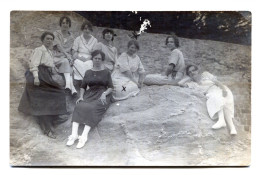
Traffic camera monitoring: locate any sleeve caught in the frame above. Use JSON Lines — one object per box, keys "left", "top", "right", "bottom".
{"left": 118, "top": 53, "right": 130, "bottom": 73}
{"left": 52, "top": 31, "right": 61, "bottom": 47}
{"left": 137, "top": 58, "right": 145, "bottom": 74}
{"left": 72, "top": 37, "right": 79, "bottom": 51}
{"left": 107, "top": 71, "right": 114, "bottom": 89}
{"left": 29, "top": 48, "right": 43, "bottom": 77}
{"left": 202, "top": 71, "right": 217, "bottom": 81}
{"left": 80, "top": 71, "right": 89, "bottom": 89}
{"left": 168, "top": 50, "right": 179, "bottom": 66}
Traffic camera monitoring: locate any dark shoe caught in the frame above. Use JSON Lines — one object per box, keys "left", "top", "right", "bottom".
{"left": 45, "top": 130, "right": 56, "bottom": 139}
{"left": 65, "top": 88, "right": 71, "bottom": 94}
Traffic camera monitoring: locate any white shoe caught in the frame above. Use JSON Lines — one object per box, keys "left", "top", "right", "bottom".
{"left": 212, "top": 121, "right": 226, "bottom": 129}
{"left": 230, "top": 128, "right": 237, "bottom": 135}
{"left": 76, "top": 136, "right": 88, "bottom": 149}
{"left": 66, "top": 135, "right": 78, "bottom": 146}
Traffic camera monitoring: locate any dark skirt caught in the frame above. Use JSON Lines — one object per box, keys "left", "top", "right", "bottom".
{"left": 18, "top": 65, "right": 67, "bottom": 116}
{"left": 72, "top": 86, "right": 112, "bottom": 128}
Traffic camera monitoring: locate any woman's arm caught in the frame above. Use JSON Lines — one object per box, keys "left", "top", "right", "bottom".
{"left": 138, "top": 72, "right": 146, "bottom": 88}
{"left": 213, "top": 80, "right": 227, "bottom": 97}
{"left": 76, "top": 88, "right": 85, "bottom": 104}
{"left": 122, "top": 70, "right": 138, "bottom": 84}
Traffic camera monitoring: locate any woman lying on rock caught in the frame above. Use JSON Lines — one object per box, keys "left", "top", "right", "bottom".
{"left": 18, "top": 32, "right": 68, "bottom": 139}
{"left": 111, "top": 40, "right": 145, "bottom": 101}
{"left": 143, "top": 34, "right": 185, "bottom": 86}
{"left": 66, "top": 50, "right": 114, "bottom": 149}
{"left": 94, "top": 28, "right": 118, "bottom": 72}
{"left": 178, "top": 65, "right": 237, "bottom": 135}
{"left": 53, "top": 16, "right": 77, "bottom": 96}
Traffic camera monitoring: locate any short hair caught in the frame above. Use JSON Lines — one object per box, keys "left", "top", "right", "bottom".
{"left": 40, "top": 32, "right": 55, "bottom": 42}
{"left": 127, "top": 40, "right": 140, "bottom": 50}
{"left": 59, "top": 16, "right": 72, "bottom": 27}
{"left": 91, "top": 50, "right": 105, "bottom": 61}
{"left": 81, "top": 21, "right": 93, "bottom": 32}
{"left": 165, "top": 34, "right": 180, "bottom": 48}
{"left": 186, "top": 64, "right": 199, "bottom": 76}
{"left": 102, "top": 28, "right": 116, "bottom": 41}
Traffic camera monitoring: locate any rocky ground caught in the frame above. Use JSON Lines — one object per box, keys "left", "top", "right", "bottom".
{"left": 9, "top": 11, "right": 251, "bottom": 166}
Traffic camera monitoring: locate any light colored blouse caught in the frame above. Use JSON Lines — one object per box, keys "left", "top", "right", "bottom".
{"left": 94, "top": 42, "right": 118, "bottom": 71}
{"left": 29, "top": 45, "right": 55, "bottom": 76}
{"left": 168, "top": 48, "right": 185, "bottom": 73}
{"left": 72, "top": 34, "right": 98, "bottom": 59}
{"left": 115, "top": 52, "right": 145, "bottom": 82}
{"left": 53, "top": 30, "right": 75, "bottom": 57}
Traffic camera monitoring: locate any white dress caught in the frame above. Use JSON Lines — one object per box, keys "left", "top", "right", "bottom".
{"left": 185, "top": 72, "right": 234, "bottom": 120}
{"left": 111, "top": 52, "right": 145, "bottom": 101}
{"left": 72, "top": 34, "right": 98, "bottom": 80}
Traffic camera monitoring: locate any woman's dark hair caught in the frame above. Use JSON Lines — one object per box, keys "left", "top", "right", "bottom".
{"left": 102, "top": 28, "right": 116, "bottom": 41}
{"left": 40, "top": 32, "right": 55, "bottom": 42}
{"left": 81, "top": 21, "right": 93, "bottom": 32}
{"left": 165, "top": 34, "right": 180, "bottom": 48}
{"left": 127, "top": 40, "right": 140, "bottom": 50}
{"left": 186, "top": 64, "right": 199, "bottom": 76}
{"left": 91, "top": 50, "right": 105, "bottom": 61}
{"left": 59, "top": 16, "right": 72, "bottom": 27}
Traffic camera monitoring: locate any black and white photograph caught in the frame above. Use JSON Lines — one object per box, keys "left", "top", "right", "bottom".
{"left": 9, "top": 10, "right": 251, "bottom": 167}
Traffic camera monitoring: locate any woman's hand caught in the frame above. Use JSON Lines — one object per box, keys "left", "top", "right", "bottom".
{"left": 34, "top": 77, "right": 40, "bottom": 86}
{"left": 76, "top": 97, "right": 84, "bottom": 104}
{"left": 137, "top": 82, "right": 143, "bottom": 89}
{"left": 99, "top": 93, "right": 107, "bottom": 105}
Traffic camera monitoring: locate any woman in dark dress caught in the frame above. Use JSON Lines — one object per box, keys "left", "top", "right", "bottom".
{"left": 18, "top": 32, "right": 68, "bottom": 139}
{"left": 66, "top": 50, "right": 114, "bottom": 149}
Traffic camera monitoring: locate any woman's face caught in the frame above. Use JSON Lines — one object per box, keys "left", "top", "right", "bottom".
{"left": 92, "top": 54, "right": 103, "bottom": 67}
{"left": 167, "top": 38, "right": 176, "bottom": 50}
{"left": 82, "top": 25, "right": 91, "bottom": 36}
{"left": 188, "top": 66, "right": 200, "bottom": 80}
{"left": 104, "top": 32, "right": 113, "bottom": 41}
{"left": 43, "top": 34, "right": 54, "bottom": 48}
{"left": 127, "top": 44, "right": 138, "bottom": 55}
{"left": 61, "top": 19, "right": 70, "bottom": 30}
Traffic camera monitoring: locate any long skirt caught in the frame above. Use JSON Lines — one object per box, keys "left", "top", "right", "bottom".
{"left": 72, "top": 86, "right": 112, "bottom": 128}
{"left": 18, "top": 65, "right": 67, "bottom": 116}
{"left": 112, "top": 70, "right": 140, "bottom": 101}
{"left": 206, "top": 85, "right": 234, "bottom": 120}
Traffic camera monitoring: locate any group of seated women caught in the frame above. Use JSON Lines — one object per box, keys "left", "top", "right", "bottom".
{"left": 18, "top": 16, "right": 237, "bottom": 149}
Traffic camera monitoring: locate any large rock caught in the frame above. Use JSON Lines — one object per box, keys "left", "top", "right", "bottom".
{"left": 10, "top": 84, "right": 250, "bottom": 166}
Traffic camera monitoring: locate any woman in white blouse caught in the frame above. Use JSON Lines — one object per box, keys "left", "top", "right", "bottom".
{"left": 18, "top": 32, "right": 68, "bottom": 139}
{"left": 71, "top": 21, "right": 98, "bottom": 82}
{"left": 112, "top": 40, "right": 145, "bottom": 101}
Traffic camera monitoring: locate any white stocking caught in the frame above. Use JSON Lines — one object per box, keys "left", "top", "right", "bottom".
{"left": 212, "top": 110, "right": 226, "bottom": 129}
{"left": 71, "top": 122, "right": 79, "bottom": 137}
{"left": 81, "top": 125, "right": 91, "bottom": 140}
{"left": 64, "top": 73, "right": 71, "bottom": 88}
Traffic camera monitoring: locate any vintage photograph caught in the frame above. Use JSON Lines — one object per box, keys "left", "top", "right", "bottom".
{"left": 10, "top": 11, "right": 251, "bottom": 166}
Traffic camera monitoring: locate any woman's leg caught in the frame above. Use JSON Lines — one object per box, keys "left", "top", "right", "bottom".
{"left": 223, "top": 107, "right": 237, "bottom": 135}
{"left": 212, "top": 110, "right": 226, "bottom": 129}
{"left": 64, "top": 73, "right": 71, "bottom": 91}
{"left": 77, "top": 125, "right": 91, "bottom": 149}
{"left": 70, "top": 75, "right": 77, "bottom": 95}
{"left": 66, "top": 122, "right": 79, "bottom": 146}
